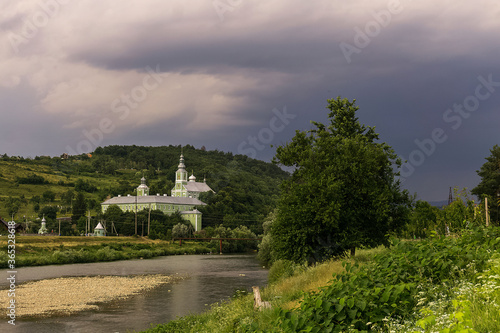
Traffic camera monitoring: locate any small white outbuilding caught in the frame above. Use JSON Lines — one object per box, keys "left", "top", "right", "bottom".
{"left": 94, "top": 222, "right": 105, "bottom": 237}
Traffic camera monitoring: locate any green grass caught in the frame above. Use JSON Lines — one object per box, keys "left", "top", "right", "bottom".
{"left": 141, "top": 247, "right": 385, "bottom": 333}
{"left": 0, "top": 160, "right": 135, "bottom": 218}
{"left": 141, "top": 229, "right": 500, "bottom": 333}
{"left": 0, "top": 236, "right": 213, "bottom": 268}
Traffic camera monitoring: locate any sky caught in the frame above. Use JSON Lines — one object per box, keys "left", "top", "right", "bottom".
{"left": 0, "top": 0, "right": 499, "bottom": 202}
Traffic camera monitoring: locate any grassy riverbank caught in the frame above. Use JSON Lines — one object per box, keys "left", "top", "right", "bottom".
{"left": 142, "top": 247, "right": 386, "bottom": 332}
{"left": 0, "top": 236, "right": 213, "bottom": 268}
{"left": 143, "top": 227, "right": 500, "bottom": 333}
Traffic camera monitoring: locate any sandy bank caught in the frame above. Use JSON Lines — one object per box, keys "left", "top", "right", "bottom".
{"left": 1, "top": 274, "right": 185, "bottom": 318}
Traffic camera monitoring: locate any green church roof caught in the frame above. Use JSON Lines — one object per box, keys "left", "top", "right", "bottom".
{"left": 101, "top": 195, "right": 206, "bottom": 206}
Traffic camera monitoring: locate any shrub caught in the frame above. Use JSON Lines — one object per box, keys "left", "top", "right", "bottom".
{"left": 16, "top": 174, "right": 48, "bottom": 185}
{"left": 273, "top": 227, "right": 500, "bottom": 332}
{"left": 51, "top": 250, "right": 76, "bottom": 264}
{"left": 268, "top": 259, "right": 298, "bottom": 284}
{"left": 0, "top": 252, "right": 9, "bottom": 268}
{"left": 172, "top": 223, "right": 190, "bottom": 238}
{"left": 257, "top": 233, "right": 273, "bottom": 266}
{"left": 95, "top": 247, "right": 117, "bottom": 261}
{"left": 137, "top": 249, "right": 153, "bottom": 258}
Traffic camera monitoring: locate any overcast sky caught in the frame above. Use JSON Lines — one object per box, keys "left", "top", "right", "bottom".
{"left": 1, "top": 0, "right": 499, "bottom": 201}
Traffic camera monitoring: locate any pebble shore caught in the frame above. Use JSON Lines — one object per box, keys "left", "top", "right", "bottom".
{"left": 1, "top": 274, "right": 184, "bottom": 318}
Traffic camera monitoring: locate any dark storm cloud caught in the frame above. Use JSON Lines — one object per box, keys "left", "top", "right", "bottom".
{"left": 1, "top": 0, "right": 499, "bottom": 201}
{"left": 68, "top": 28, "right": 337, "bottom": 76}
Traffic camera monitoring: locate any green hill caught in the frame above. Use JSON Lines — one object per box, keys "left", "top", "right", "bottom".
{"left": 0, "top": 145, "right": 288, "bottom": 234}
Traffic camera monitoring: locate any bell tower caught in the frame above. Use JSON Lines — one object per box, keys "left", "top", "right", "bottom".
{"left": 137, "top": 176, "right": 149, "bottom": 196}
{"left": 172, "top": 153, "right": 188, "bottom": 197}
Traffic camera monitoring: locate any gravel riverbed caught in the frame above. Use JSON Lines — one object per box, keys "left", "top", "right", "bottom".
{"left": 0, "top": 274, "right": 185, "bottom": 318}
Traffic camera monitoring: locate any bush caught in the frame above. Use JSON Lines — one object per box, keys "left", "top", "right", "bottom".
{"left": 268, "top": 259, "right": 298, "bottom": 284}
{"left": 95, "top": 247, "right": 118, "bottom": 261}
{"left": 137, "top": 249, "right": 153, "bottom": 258}
{"left": 273, "top": 227, "right": 500, "bottom": 332}
{"left": 231, "top": 225, "right": 257, "bottom": 252}
{"left": 149, "top": 230, "right": 161, "bottom": 240}
{"left": 257, "top": 233, "right": 273, "bottom": 266}
{"left": 16, "top": 174, "right": 48, "bottom": 184}
{"left": 0, "top": 252, "right": 9, "bottom": 268}
{"left": 51, "top": 250, "right": 74, "bottom": 264}
{"left": 172, "top": 223, "right": 190, "bottom": 238}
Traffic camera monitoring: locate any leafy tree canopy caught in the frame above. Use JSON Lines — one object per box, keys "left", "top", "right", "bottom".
{"left": 472, "top": 145, "right": 500, "bottom": 223}
{"left": 72, "top": 192, "right": 87, "bottom": 224}
{"left": 271, "top": 97, "right": 411, "bottom": 264}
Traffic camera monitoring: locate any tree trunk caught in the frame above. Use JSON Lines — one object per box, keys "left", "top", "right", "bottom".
{"left": 350, "top": 247, "right": 355, "bottom": 257}
{"left": 252, "top": 286, "right": 271, "bottom": 310}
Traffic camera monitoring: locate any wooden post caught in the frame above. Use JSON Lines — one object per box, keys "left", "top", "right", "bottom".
{"left": 179, "top": 239, "right": 182, "bottom": 246}
{"left": 58, "top": 219, "right": 61, "bottom": 236}
{"left": 220, "top": 239, "right": 223, "bottom": 254}
{"left": 252, "top": 286, "right": 271, "bottom": 310}
{"left": 486, "top": 197, "right": 489, "bottom": 227}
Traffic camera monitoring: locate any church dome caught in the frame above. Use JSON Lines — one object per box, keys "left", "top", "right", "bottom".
{"left": 137, "top": 176, "right": 149, "bottom": 196}
{"left": 137, "top": 177, "right": 149, "bottom": 189}
{"left": 189, "top": 174, "right": 196, "bottom": 182}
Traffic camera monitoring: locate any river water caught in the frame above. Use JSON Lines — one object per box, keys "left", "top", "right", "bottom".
{"left": 0, "top": 254, "right": 268, "bottom": 333}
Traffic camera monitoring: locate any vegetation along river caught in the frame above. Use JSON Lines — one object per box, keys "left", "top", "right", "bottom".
{"left": 0, "top": 254, "right": 268, "bottom": 333}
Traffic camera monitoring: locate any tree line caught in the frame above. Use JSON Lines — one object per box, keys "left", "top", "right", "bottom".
{"left": 258, "top": 97, "right": 499, "bottom": 266}
{"left": 1, "top": 144, "right": 288, "bottom": 235}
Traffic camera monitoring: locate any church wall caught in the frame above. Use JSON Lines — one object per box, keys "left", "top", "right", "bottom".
{"left": 101, "top": 154, "right": 210, "bottom": 232}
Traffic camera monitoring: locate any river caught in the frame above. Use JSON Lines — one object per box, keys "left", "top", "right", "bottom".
{"left": 0, "top": 254, "right": 268, "bottom": 333}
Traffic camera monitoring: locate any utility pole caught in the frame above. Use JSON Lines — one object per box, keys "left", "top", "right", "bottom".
{"left": 135, "top": 195, "right": 138, "bottom": 236}
{"left": 87, "top": 210, "right": 91, "bottom": 235}
{"left": 148, "top": 204, "right": 151, "bottom": 236}
{"left": 141, "top": 211, "right": 144, "bottom": 237}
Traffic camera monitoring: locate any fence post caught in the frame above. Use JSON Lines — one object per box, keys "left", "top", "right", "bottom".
{"left": 486, "top": 197, "right": 489, "bottom": 227}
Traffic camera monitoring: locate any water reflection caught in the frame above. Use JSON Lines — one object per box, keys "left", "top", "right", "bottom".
{"left": 0, "top": 254, "right": 268, "bottom": 333}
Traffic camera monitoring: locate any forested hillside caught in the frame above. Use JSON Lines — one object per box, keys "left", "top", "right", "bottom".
{"left": 0, "top": 145, "right": 288, "bottom": 233}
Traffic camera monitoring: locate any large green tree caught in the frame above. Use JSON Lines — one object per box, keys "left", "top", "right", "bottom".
{"left": 271, "top": 97, "right": 411, "bottom": 263}
{"left": 72, "top": 191, "right": 87, "bottom": 226}
{"left": 406, "top": 200, "right": 439, "bottom": 238}
{"left": 472, "top": 145, "right": 500, "bottom": 224}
